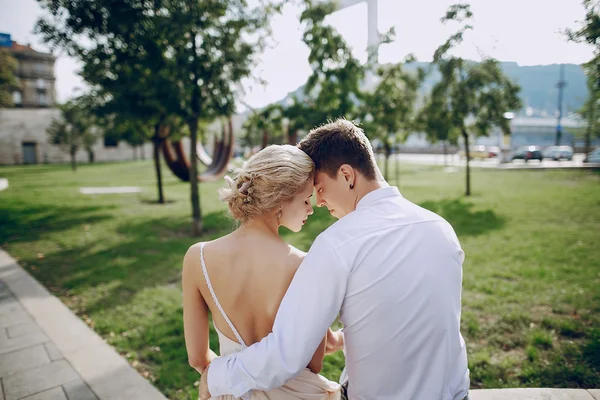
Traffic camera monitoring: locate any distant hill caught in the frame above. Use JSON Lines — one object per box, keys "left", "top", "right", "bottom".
{"left": 277, "top": 61, "right": 588, "bottom": 117}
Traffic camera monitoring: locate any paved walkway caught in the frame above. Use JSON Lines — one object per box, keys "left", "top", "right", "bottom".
{"left": 0, "top": 250, "right": 166, "bottom": 400}
{"left": 0, "top": 250, "right": 598, "bottom": 400}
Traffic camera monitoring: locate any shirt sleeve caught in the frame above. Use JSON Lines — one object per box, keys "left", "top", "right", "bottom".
{"left": 207, "top": 234, "right": 349, "bottom": 398}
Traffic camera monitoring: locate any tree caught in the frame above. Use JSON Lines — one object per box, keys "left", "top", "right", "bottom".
{"left": 581, "top": 67, "right": 600, "bottom": 160}
{"left": 36, "top": 0, "right": 179, "bottom": 205}
{"left": 290, "top": 0, "right": 365, "bottom": 129}
{"left": 427, "top": 4, "right": 522, "bottom": 196}
{"left": 567, "top": 1, "right": 600, "bottom": 89}
{"left": 102, "top": 114, "right": 150, "bottom": 160}
{"left": 163, "top": 1, "right": 279, "bottom": 235}
{"left": 47, "top": 98, "right": 95, "bottom": 171}
{"left": 360, "top": 59, "right": 424, "bottom": 182}
{"left": 418, "top": 92, "right": 461, "bottom": 166}
{"left": 243, "top": 104, "right": 286, "bottom": 149}
{"left": 0, "top": 49, "right": 17, "bottom": 107}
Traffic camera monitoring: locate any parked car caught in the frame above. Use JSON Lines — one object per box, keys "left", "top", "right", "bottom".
{"left": 543, "top": 145, "right": 574, "bottom": 161}
{"left": 512, "top": 146, "right": 543, "bottom": 162}
{"left": 457, "top": 145, "right": 489, "bottom": 160}
{"left": 586, "top": 148, "right": 600, "bottom": 163}
{"left": 487, "top": 146, "right": 500, "bottom": 158}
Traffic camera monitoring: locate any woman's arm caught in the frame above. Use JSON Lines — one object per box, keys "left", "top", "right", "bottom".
{"left": 183, "top": 245, "right": 218, "bottom": 373}
{"left": 307, "top": 333, "right": 327, "bottom": 373}
{"left": 307, "top": 327, "right": 345, "bottom": 373}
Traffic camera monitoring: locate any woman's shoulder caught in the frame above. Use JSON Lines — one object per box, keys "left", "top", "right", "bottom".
{"left": 182, "top": 238, "right": 222, "bottom": 270}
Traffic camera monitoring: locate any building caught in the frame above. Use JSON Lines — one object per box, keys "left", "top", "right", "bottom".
{"left": 0, "top": 33, "right": 155, "bottom": 166}
{"left": 2, "top": 36, "right": 57, "bottom": 108}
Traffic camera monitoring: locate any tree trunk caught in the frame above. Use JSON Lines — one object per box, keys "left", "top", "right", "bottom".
{"left": 141, "top": 145, "right": 146, "bottom": 160}
{"left": 70, "top": 147, "right": 77, "bottom": 172}
{"left": 443, "top": 141, "right": 448, "bottom": 166}
{"left": 288, "top": 129, "right": 298, "bottom": 145}
{"left": 152, "top": 125, "right": 165, "bottom": 204}
{"left": 384, "top": 142, "right": 391, "bottom": 182}
{"left": 133, "top": 146, "right": 138, "bottom": 160}
{"left": 262, "top": 129, "right": 268, "bottom": 149}
{"left": 189, "top": 118, "right": 203, "bottom": 236}
{"left": 395, "top": 148, "right": 400, "bottom": 187}
{"left": 584, "top": 105, "right": 594, "bottom": 162}
{"left": 189, "top": 30, "right": 203, "bottom": 235}
{"left": 87, "top": 149, "right": 95, "bottom": 163}
{"left": 462, "top": 129, "right": 471, "bottom": 196}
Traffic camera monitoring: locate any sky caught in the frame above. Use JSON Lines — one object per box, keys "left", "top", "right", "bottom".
{"left": 0, "top": 0, "right": 595, "bottom": 110}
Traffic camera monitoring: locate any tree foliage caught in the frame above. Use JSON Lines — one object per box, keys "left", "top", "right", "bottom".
{"left": 567, "top": 0, "right": 600, "bottom": 89}
{"left": 36, "top": 0, "right": 280, "bottom": 233}
{"left": 286, "top": 0, "right": 364, "bottom": 130}
{"left": 360, "top": 59, "right": 424, "bottom": 181}
{"left": 0, "top": 49, "right": 18, "bottom": 108}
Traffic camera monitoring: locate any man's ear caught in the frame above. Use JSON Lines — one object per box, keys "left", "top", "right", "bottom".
{"left": 339, "top": 164, "right": 356, "bottom": 185}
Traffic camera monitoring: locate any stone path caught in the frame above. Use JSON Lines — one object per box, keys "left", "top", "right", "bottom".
{"left": 78, "top": 187, "right": 141, "bottom": 195}
{"left": 0, "top": 250, "right": 166, "bottom": 400}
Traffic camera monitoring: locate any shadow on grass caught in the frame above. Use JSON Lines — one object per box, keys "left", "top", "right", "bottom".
{"left": 0, "top": 203, "right": 116, "bottom": 244}
{"left": 419, "top": 198, "right": 505, "bottom": 236}
{"left": 18, "top": 210, "right": 233, "bottom": 313}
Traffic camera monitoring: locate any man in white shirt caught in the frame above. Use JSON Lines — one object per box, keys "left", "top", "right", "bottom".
{"left": 200, "top": 119, "right": 470, "bottom": 400}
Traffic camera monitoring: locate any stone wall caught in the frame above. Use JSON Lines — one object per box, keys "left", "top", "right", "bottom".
{"left": 0, "top": 108, "right": 155, "bottom": 165}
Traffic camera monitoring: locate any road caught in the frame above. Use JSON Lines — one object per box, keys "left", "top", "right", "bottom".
{"left": 385, "top": 153, "right": 589, "bottom": 169}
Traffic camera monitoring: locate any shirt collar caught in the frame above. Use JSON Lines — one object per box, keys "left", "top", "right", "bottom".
{"left": 356, "top": 186, "right": 402, "bottom": 210}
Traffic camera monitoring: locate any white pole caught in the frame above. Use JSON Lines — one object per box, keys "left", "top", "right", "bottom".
{"left": 367, "top": 0, "right": 379, "bottom": 66}
{"left": 326, "top": 0, "right": 380, "bottom": 85}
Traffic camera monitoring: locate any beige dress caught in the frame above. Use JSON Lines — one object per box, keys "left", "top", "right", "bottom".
{"left": 199, "top": 243, "right": 341, "bottom": 400}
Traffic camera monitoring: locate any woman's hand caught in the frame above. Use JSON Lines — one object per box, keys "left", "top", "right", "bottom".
{"left": 325, "top": 328, "right": 344, "bottom": 355}
{"left": 199, "top": 364, "right": 212, "bottom": 400}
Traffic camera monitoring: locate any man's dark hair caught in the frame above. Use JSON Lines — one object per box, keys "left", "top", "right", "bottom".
{"left": 298, "top": 119, "right": 377, "bottom": 180}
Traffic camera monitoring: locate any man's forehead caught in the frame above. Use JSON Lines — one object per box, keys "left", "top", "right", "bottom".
{"left": 313, "top": 171, "right": 327, "bottom": 186}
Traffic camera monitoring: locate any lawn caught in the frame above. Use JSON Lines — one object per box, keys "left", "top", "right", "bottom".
{"left": 0, "top": 160, "right": 599, "bottom": 399}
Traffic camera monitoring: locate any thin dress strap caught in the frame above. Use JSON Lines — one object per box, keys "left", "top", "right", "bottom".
{"left": 199, "top": 243, "right": 247, "bottom": 347}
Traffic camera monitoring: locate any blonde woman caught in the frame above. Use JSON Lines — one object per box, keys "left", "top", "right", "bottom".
{"left": 183, "top": 145, "right": 341, "bottom": 399}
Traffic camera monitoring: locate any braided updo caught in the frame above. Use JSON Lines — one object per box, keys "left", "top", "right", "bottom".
{"left": 219, "top": 145, "right": 315, "bottom": 222}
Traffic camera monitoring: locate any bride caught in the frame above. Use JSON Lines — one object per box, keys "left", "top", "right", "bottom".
{"left": 183, "top": 145, "right": 341, "bottom": 399}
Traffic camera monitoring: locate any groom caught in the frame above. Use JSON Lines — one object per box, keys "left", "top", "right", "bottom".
{"left": 200, "top": 119, "right": 469, "bottom": 400}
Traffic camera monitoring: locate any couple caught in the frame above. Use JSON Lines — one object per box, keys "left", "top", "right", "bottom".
{"left": 182, "top": 119, "right": 470, "bottom": 400}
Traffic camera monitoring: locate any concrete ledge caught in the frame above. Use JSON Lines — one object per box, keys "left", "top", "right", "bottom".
{"left": 0, "top": 178, "right": 8, "bottom": 191}
{"left": 470, "top": 388, "right": 599, "bottom": 399}
{"left": 0, "top": 250, "right": 166, "bottom": 400}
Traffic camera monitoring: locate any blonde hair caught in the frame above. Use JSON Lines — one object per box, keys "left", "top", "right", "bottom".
{"left": 219, "top": 145, "right": 315, "bottom": 222}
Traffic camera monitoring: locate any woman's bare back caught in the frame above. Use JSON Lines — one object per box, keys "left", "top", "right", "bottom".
{"left": 192, "top": 230, "right": 305, "bottom": 346}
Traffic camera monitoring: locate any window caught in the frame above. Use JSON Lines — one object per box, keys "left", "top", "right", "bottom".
{"left": 38, "top": 92, "right": 48, "bottom": 106}
{"left": 22, "top": 142, "right": 38, "bottom": 164}
{"left": 12, "top": 91, "right": 22, "bottom": 105}
{"left": 36, "top": 78, "right": 47, "bottom": 89}
{"left": 104, "top": 136, "right": 118, "bottom": 147}
{"left": 34, "top": 63, "right": 45, "bottom": 74}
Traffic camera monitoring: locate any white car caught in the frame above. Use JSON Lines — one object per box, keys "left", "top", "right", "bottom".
{"left": 543, "top": 146, "right": 574, "bottom": 161}
{"left": 586, "top": 148, "right": 600, "bottom": 163}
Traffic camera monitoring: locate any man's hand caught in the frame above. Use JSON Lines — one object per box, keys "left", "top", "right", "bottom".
{"left": 199, "top": 364, "right": 212, "bottom": 400}
{"left": 325, "top": 329, "right": 344, "bottom": 355}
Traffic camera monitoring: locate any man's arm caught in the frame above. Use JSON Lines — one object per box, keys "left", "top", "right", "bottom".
{"left": 206, "top": 235, "right": 349, "bottom": 398}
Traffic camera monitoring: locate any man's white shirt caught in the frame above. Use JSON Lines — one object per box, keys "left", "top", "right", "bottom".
{"left": 208, "top": 186, "right": 470, "bottom": 400}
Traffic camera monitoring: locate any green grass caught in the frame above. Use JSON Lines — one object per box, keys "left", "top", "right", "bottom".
{"left": 1, "top": 160, "right": 599, "bottom": 398}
